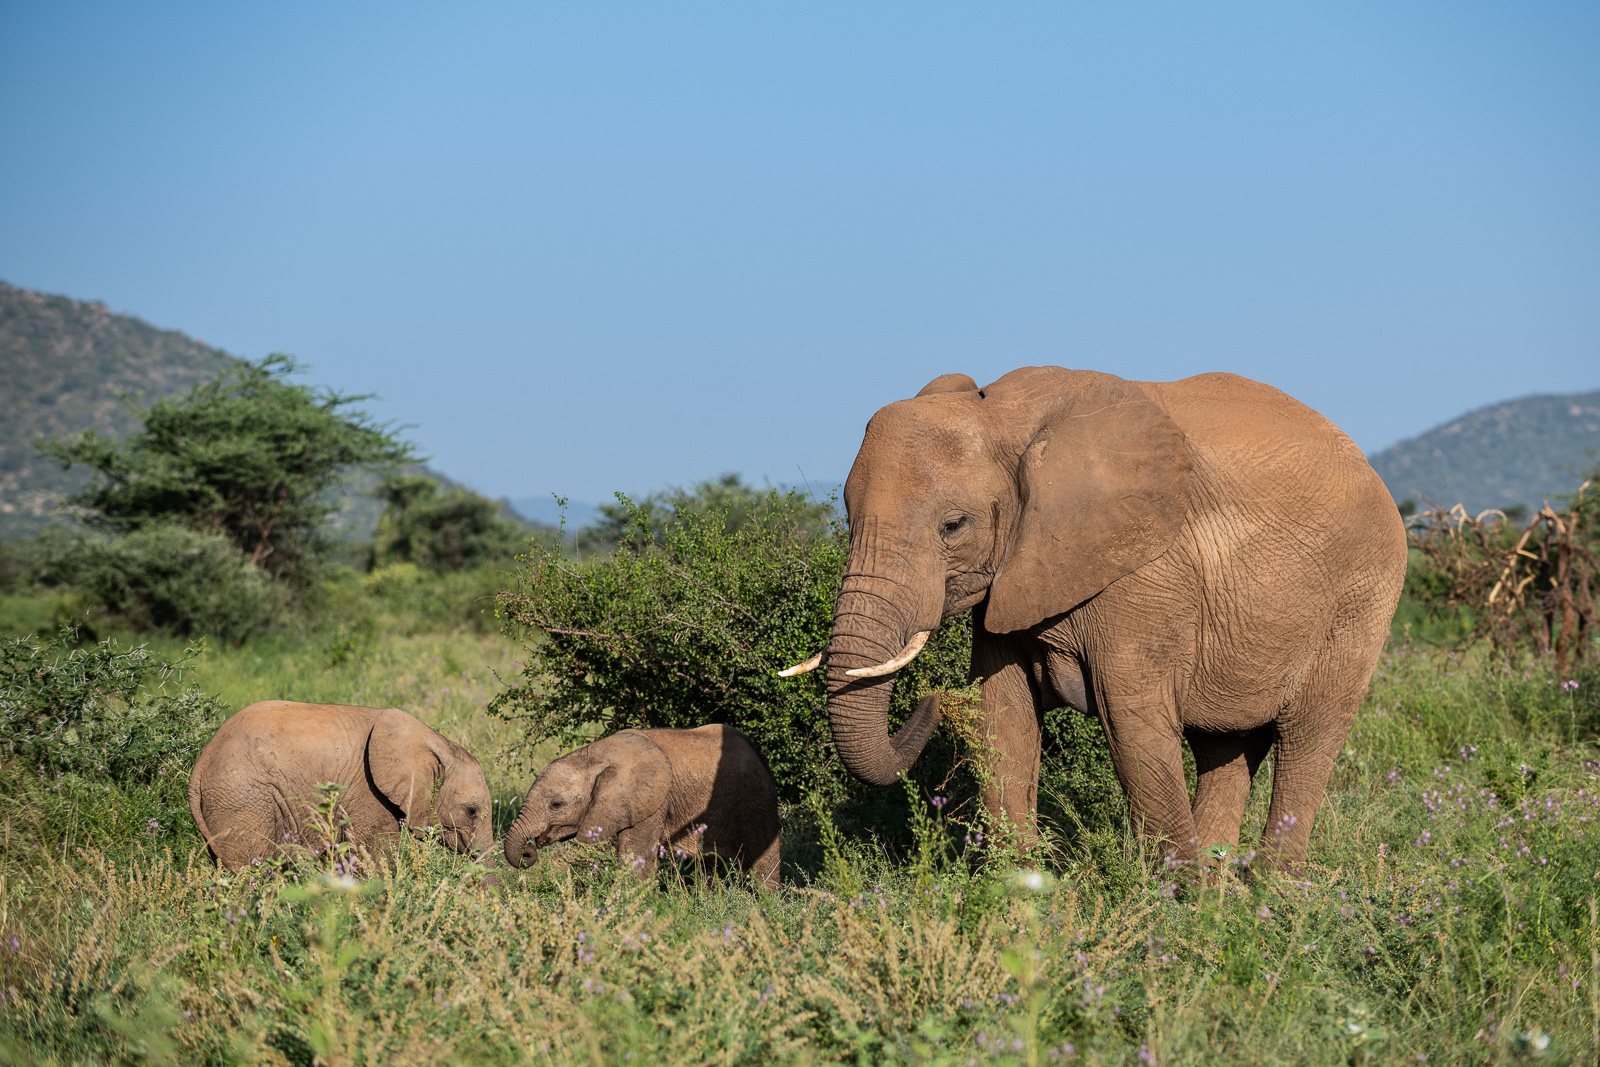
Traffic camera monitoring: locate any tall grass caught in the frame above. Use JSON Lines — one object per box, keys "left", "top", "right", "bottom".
{"left": 2, "top": 598, "right": 1598, "bottom": 1063}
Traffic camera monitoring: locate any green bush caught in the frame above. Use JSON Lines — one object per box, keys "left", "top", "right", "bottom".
{"left": 0, "top": 627, "right": 226, "bottom": 784}
{"left": 575, "top": 472, "right": 834, "bottom": 554}
{"left": 492, "top": 494, "right": 973, "bottom": 802}
{"left": 371, "top": 474, "right": 530, "bottom": 572}
{"left": 363, "top": 561, "right": 508, "bottom": 634}
{"left": 0, "top": 538, "right": 34, "bottom": 595}
{"left": 41, "top": 524, "right": 281, "bottom": 643}
{"left": 0, "top": 628, "right": 227, "bottom": 853}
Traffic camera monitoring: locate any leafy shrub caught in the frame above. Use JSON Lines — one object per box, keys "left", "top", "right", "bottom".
{"left": 40, "top": 524, "right": 280, "bottom": 642}
{"left": 0, "top": 538, "right": 35, "bottom": 595}
{"left": 364, "top": 560, "right": 507, "bottom": 634}
{"left": 1038, "top": 706, "right": 1126, "bottom": 859}
{"left": 0, "top": 627, "right": 227, "bottom": 784}
{"left": 575, "top": 473, "right": 834, "bottom": 554}
{"left": 371, "top": 474, "right": 531, "bottom": 572}
{"left": 493, "top": 494, "right": 973, "bottom": 802}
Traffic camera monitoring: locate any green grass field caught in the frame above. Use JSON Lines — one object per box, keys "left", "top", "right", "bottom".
{"left": 2, "top": 587, "right": 1599, "bottom": 1065}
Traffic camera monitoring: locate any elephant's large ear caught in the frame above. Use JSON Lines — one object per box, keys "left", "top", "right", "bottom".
{"left": 368, "top": 708, "right": 448, "bottom": 826}
{"left": 985, "top": 367, "right": 1192, "bottom": 634}
{"left": 585, "top": 731, "right": 671, "bottom": 836}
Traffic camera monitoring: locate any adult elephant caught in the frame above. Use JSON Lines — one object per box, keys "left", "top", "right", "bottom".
{"left": 782, "top": 367, "right": 1406, "bottom": 870}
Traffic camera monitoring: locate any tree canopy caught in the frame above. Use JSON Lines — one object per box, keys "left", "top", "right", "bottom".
{"left": 39, "top": 354, "right": 412, "bottom": 579}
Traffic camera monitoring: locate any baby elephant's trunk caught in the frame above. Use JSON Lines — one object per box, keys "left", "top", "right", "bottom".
{"left": 503, "top": 811, "right": 540, "bottom": 869}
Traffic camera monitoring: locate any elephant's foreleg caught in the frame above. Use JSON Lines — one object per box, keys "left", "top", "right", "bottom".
{"left": 1188, "top": 728, "right": 1272, "bottom": 856}
{"left": 1101, "top": 707, "right": 1198, "bottom": 870}
{"left": 972, "top": 638, "right": 1044, "bottom": 852}
{"left": 617, "top": 813, "right": 666, "bottom": 879}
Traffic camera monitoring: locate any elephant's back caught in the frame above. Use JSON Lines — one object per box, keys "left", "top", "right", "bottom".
{"left": 1131, "top": 372, "right": 1406, "bottom": 664}
{"left": 203, "top": 701, "right": 378, "bottom": 768}
{"left": 637, "top": 724, "right": 759, "bottom": 785}
{"left": 1138, "top": 373, "right": 1399, "bottom": 549}
{"left": 1138, "top": 373, "right": 1368, "bottom": 477}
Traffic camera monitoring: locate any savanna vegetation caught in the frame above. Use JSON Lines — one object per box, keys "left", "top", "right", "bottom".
{"left": 2, "top": 356, "right": 1599, "bottom": 1064}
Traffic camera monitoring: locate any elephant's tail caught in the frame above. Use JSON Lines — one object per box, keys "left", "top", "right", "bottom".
{"left": 188, "top": 772, "right": 217, "bottom": 860}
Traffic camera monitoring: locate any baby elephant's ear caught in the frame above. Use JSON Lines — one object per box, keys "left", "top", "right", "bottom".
{"left": 367, "top": 708, "right": 445, "bottom": 825}
{"left": 586, "top": 731, "right": 671, "bottom": 836}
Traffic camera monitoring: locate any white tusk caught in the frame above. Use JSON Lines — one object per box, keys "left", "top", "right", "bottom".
{"left": 845, "top": 630, "right": 932, "bottom": 678}
{"left": 777, "top": 651, "right": 825, "bottom": 677}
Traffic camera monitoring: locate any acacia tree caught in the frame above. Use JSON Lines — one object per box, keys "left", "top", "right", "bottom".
{"left": 40, "top": 354, "right": 411, "bottom": 580}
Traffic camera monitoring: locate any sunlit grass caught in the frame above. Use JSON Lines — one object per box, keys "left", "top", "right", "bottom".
{"left": 2, "top": 594, "right": 1599, "bottom": 1063}
{"left": 154, "top": 627, "right": 557, "bottom": 809}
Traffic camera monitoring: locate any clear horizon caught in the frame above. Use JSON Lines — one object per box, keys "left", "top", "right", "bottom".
{"left": 3, "top": 3, "right": 1596, "bottom": 502}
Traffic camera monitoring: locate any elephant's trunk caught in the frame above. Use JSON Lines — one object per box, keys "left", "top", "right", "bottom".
{"left": 503, "top": 805, "right": 544, "bottom": 869}
{"left": 826, "top": 560, "right": 942, "bottom": 787}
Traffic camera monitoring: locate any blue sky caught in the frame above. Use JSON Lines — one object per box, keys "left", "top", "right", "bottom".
{"left": 2, "top": 3, "right": 1596, "bottom": 507}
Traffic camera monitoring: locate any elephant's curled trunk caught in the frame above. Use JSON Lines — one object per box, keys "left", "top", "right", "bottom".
{"left": 825, "top": 576, "right": 942, "bottom": 786}
{"left": 503, "top": 811, "right": 541, "bottom": 869}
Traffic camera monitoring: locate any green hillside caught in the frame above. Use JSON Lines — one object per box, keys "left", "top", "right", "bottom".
{"left": 1368, "top": 389, "right": 1600, "bottom": 515}
{"left": 0, "top": 281, "right": 240, "bottom": 539}
{"left": 0, "top": 281, "right": 535, "bottom": 542}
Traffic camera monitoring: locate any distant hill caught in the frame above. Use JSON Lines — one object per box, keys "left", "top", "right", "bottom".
{"left": 1368, "top": 390, "right": 1600, "bottom": 515}
{"left": 0, "top": 281, "right": 241, "bottom": 539}
{"left": 0, "top": 281, "right": 539, "bottom": 542}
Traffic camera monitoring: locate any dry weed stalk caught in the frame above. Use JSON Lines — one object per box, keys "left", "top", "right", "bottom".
{"left": 1407, "top": 482, "right": 1597, "bottom": 676}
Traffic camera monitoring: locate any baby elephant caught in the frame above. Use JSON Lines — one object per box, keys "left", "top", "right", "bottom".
{"left": 504, "top": 724, "right": 780, "bottom": 890}
{"left": 189, "top": 700, "right": 493, "bottom": 869}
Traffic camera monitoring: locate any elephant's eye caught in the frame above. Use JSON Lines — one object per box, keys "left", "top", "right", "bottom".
{"left": 941, "top": 516, "right": 967, "bottom": 536}
{"left": 466, "top": 806, "right": 479, "bottom": 820}
{"left": 550, "top": 798, "right": 565, "bottom": 809}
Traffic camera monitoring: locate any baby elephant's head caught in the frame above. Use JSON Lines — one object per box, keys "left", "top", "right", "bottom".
{"left": 504, "top": 731, "right": 671, "bottom": 869}
{"left": 367, "top": 709, "right": 493, "bottom": 857}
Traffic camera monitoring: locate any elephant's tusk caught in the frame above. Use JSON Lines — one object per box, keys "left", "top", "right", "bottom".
{"left": 777, "top": 651, "right": 826, "bottom": 677}
{"left": 845, "top": 631, "right": 932, "bottom": 678}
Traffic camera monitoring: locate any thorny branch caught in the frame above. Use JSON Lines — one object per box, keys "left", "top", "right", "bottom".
{"left": 1406, "top": 482, "right": 1597, "bottom": 676}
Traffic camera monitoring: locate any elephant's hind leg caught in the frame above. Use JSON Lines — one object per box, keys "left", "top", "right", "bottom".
{"left": 1258, "top": 647, "right": 1374, "bottom": 870}
{"left": 204, "top": 789, "right": 287, "bottom": 870}
{"left": 1188, "top": 727, "right": 1272, "bottom": 856}
{"left": 746, "top": 826, "right": 781, "bottom": 891}
{"left": 1257, "top": 554, "right": 1399, "bottom": 871}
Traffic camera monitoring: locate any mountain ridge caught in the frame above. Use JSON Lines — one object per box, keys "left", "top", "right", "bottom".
{"left": 0, "top": 281, "right": 241, "bottom": 539}
{"left": 6, "top": 279, "right": 1597, "bottom": 535}
{"left": 1367, "top": 389, "right": 1600, "bottom": 514}
{"left": 0, "top": 281, "right": 537, "bottom": 541}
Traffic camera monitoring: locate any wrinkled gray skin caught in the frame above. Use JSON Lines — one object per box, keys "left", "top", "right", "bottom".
{"left": 505, "top": 725, "right": 780, "bottom": 890}
{"left": 819, "top": 368, "right": 1407, "bottom": 871}
{"left": 189, "top": 701, "right": 493, "bottom": 870}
